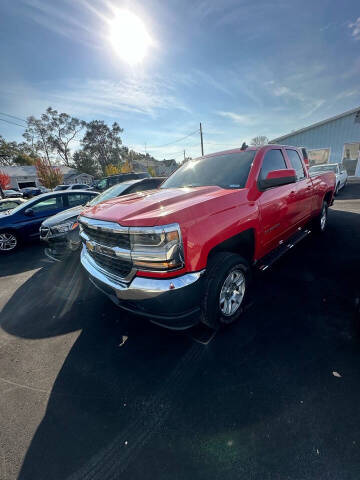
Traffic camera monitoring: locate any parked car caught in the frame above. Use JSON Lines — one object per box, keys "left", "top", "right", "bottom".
{"left": 93, "top": 172, "right": 150, "bottom": 192}
{"left": 0, "top": 198, "right": 27, "bottom": 212}
{"left": 79, "top": 145, "right": 336, "bottom": 330}
{"left": 4, "top": 189, "right": 23, "bottom": 198}
{"left": 53, "top": 183, "right": 92, "bottom": 191}
{"left": 0, "top": 190, "right": 97, "bottom": 253}
{"left": 40, "top": 177, "right": 165, "bottom": 261}
{"left": 21, "top": 186, "right": 49, "bottom": 198}
{"left": 53, "top": 184, "right": 70, "bottom": 191}
{"left": 309, "top": 163, "right": 347, "bottom": 195}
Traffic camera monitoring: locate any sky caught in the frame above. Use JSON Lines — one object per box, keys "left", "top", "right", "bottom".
{"left": 0, "top": 0, "right": 359, "bottom": 163}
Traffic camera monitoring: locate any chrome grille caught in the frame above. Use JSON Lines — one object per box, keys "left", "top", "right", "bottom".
{"left": 82, "top": 224, "right": 130, "bottom": 249}
{"left": 79, "top": 217, "right": 133, "bottom": 280}
{"left": 88, "top": 251, "right": 133, "bottom": 278}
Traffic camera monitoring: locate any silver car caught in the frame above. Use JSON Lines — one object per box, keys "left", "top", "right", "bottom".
{"left": 309, "top": 163, "right": 347, "bottom": 195}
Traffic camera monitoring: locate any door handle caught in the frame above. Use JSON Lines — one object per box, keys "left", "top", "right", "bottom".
{"left": 290, "top": 190, "right": 296, "bottom": 195}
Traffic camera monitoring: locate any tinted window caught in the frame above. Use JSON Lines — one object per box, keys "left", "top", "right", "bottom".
{"left": 161, "top": 151, "right": 256, "bottom": 189}
{"left": 286, "top": 149, "right": 305, "bottom": 180}
{"left": 259, "top": 149, "right": 287, "bottom": 180}
{"left": 0, "top": 201, "right": 19, "bottom": 211}
{"left": 87, "top": 183, "right": 136, "bottom": 206}
{"left": 126, "top": 180, "right": 155, "bottom": 194}
{"left": 32, "top": 196, "right": 63, "bottom": 213}
{"left": 67, "top": 193, "right": 93, "bottom": 208}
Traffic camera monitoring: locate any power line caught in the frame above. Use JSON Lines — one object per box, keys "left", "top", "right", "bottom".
{"left": 0, "top": 118, "right": 26, "bottom": 128}
{"left": 0, "top": 112, "right": 27, "bottom": 123}
{"left": 146, "top": 129, "right": 200, "bottom": 150}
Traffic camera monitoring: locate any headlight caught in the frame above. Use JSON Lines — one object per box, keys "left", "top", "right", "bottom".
{"left": 130, "top": 223, "right": 184, "bottom": 271}
{"left": 51, "top": 217, "right": 79, "bottom": 234}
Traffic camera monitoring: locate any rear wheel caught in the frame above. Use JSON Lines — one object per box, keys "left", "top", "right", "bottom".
{"left": 313, "top": 201, "right": 328, "bottom": 234}
{"left": 201, "top": 252, "right": 251, "bottom": 329}
{"left": 0, "top": 231, "right": 19, "bottom": 253}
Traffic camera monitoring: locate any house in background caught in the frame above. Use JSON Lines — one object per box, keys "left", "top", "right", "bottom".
{"left": 0, "top": 166, "right": 94, "bottom": 189}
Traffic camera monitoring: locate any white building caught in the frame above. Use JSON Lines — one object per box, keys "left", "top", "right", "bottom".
{"left": 0, "top": 166, "right": 94, "bottom": 189}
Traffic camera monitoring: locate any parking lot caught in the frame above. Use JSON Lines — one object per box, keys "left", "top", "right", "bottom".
{"left": 0, "top": 179, "right": 360, "bottom": 480}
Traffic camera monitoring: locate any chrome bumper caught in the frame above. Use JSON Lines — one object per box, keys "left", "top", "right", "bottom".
{"left": 81, "top": 247, "right": 205, "bottom": 329}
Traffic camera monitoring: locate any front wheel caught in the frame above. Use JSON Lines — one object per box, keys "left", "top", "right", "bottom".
{"left": 0, "top": 231, "right": 19, "bottom": 253}
{"left": 201, "top": 252, "right": 251, "bottom": 329}
{"left": 335, "top": 183, "right": 340, "bottom": 196}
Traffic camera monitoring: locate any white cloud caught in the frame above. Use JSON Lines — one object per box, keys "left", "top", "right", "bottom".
{"left": 217, "top": 111, "right": 257, "bottom": 125}
{"left": 0, "top": 76, "right": 190, "bottom": 120}
{"left": 349, "top": 17, "right": 360, "bottom": 40}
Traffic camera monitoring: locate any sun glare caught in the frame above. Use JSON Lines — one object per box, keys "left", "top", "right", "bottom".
{"left": 109, "top": 10, "right": 152, "bottom": 65}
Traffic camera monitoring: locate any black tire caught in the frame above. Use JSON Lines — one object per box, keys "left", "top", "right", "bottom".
{"left": 335, "top": 183, "right": 339, "bottom": 196}
{"left": 201, "top": 252, "right": 251, "bottom": 329}
{"left": 313, "top": 201, "right": 328, "bottom": 234}
{"left": 0, "top": 230, "right": 19, "bottom": 253}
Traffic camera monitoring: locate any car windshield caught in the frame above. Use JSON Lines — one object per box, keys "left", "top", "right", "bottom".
{"left": 87, "top": 182, "right": 135, "bottom": 206}
{"left": 310, "top": 165, "right": 337, "bottom": 173}
{"left": 54, "top": 185, "right": 68, "bottom": 191}
{"left": 161, "top": 151, "right": 256, "bottom": 189}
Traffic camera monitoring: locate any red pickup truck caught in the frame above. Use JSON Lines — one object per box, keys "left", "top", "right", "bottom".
{"left": 79, "top": 145, "right": 335, "bottom": 329}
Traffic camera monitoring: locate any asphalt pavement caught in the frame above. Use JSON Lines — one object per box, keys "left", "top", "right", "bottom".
{"left": 0, "top": 179, "right": 360, "bottom": 480}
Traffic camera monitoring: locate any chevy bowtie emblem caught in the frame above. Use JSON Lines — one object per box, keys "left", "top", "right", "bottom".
{"left": 86, "top": 240, "right": 95, "bottom": 252}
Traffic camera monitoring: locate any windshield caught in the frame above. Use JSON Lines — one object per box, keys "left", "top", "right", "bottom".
{"left": 161, "top": 151, "right": 256, "bottom": 189}
{"left": 310, "top": 165, "right": 337, "bottom": 173}
{"left": 54, "top": 185, "right": 68, "bottom": 191}
{"left": 87, "top": 182, "right": 135, "bottom": 206}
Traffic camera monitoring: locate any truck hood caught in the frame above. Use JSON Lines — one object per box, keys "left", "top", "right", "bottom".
{"left": 80, "top": 186, "right": 241, "bottom": 226}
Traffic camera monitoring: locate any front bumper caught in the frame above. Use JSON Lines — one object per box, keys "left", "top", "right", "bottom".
{"left": 40, "top": 228, "right": 81, "bottom": 261}
{"left": 80, "top": 247, "right": 205, "bottom": 329}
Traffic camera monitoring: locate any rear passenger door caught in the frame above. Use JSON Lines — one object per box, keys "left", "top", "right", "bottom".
{"left": 285, "top": 148, "right": 312, "bottom": 225}
{"left": 257, "top": 148, "right": 296, "bottom": 252}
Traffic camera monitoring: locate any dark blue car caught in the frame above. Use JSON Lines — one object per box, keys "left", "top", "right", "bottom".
{"left": 0, "top": 190, "right": 97, "bottom": 253}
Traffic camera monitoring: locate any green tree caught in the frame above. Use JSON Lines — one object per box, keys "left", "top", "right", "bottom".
{"left": 71, "top": 150, "right": 99, "bottom": 177}
{"left": 81, "top": 121, "right": 123, "bottom": 174}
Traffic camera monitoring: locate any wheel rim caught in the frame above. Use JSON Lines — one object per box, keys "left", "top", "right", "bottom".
{"left": 219, "top": 269, "right": 246, "bottom": 317}
{"left": 320, "top": 206, "right": 327, "bottom": 231}
{"left": 0, "top": 233, "right": 17, "bottom": 251}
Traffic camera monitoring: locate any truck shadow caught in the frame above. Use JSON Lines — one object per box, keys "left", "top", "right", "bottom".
{"left": 0, "top": 209, "right": 359, "bottom": 479}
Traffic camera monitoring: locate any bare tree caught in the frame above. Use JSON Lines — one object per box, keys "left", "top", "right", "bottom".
{"left": 250, "top": 136, "right": 269, "bottom": 146}
{"left": 23, "top": 107, "right": 85, "bottom": 166}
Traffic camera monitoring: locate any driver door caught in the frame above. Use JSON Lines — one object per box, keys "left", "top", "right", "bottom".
{"left": 21, "top": 195, "right": 65, "bottom": 238}
{"left": 257, "top": 148, "right": 296, "bottom": 254}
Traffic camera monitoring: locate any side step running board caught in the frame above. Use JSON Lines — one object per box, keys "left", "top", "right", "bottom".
{"left": 257, "top": 228, "right": 311, "bottom": 271}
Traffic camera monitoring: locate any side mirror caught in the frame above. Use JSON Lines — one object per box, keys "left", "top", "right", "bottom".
{"left": 258, "top": 169, "right": 296, "bottom": 190}
{"left": 24, "top": 208, "right": 34, "bottom": 216}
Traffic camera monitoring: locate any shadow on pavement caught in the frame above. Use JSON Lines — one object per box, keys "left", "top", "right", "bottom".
{"left": 0, "top": 242, "right": 47, "bottom": 278}
{"left": 1, "top": 207, "right": 360, "bottom": 479}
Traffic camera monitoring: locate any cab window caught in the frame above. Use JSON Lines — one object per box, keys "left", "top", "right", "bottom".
{"left": 286, "top": 149, "right": 306, "bottom": 180}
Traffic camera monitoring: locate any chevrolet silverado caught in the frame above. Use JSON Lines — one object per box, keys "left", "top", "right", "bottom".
{"left": 79, "top": 145, "right": 336, "bottom": 329}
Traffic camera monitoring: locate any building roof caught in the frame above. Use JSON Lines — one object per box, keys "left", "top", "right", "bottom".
{"left": 0, "top": 165, "right": 92, "bottom": 179}
{"left": 271, "top": 106, "right": 360, "bottom": 143}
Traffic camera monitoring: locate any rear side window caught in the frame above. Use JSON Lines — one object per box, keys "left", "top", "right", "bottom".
{"left": 67, "top": 193, "right": 92, "bottom": 208}
{"left": 286, "top": 149, "right": 305, "bottom": 180}
{"left": 259, "top": 149, "right": 287, "bottom": 180}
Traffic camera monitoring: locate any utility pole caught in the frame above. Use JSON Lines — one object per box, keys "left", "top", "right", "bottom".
{"left": 200, "top": 122, "right": 204, "bottom": 156}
